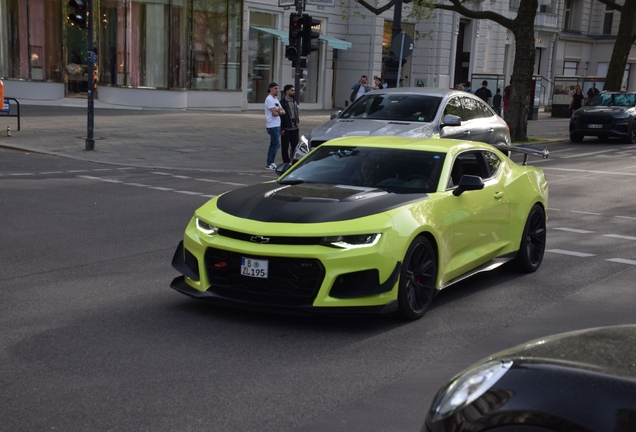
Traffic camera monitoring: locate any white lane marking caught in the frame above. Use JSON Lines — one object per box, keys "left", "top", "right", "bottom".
{"left": 604, "top": 234, "right": 636, "bottom": 241}
{"left": 553, "top": 228, "right": 595, "bottom": 233}
{"left": 615, "top": 215, "right": 636, "bottom": 221}
{"left": 606, "top": 258, "right": 636, "bottom": 265}
{"left": 9, "top": 173, "right": 34, "bottom": 176}
{"left": 101, "top": 179, "right": 122, "bottom": 183}
{"left": 571, "top": 211, "right": 603, "bottom": 216}
{"left": 201, "top": 195, "right": 217, "bottom": 198}
{"left": 148, "top": 186, "right": 174, "bottom": 191}
{"left": 68, "top": 169, "right": 89, "bottom": 173}
{"left": 195, "top": 178, "right": 220, "bottom": 183}
{"left": 150, "top": 172, "right": 172, "bottom": 175}
{"left": 93, "top": 168, "right": 112, "bottom": 171}
{"left": 547, "top": 208, "right": 560, "bottom": 211}
{"left": 561, "top": 149, "right": 617, "bottom": 158}
{"left": 174, "top": 175, "right": 191, "bottom": 179}
{"left": 174, "top": 190, "right": 202, "bottom": 195}
{"left": 40, "top": 171, "right": 63, "bottom": 174}
{"left": 117, "top": 167, "right": 136, "bottom": 170}
{"left": 541, "top": 167, "right": 636, "bottom": 177}
{"left": 125, "top": 183, "right": 149, "bottom": 187}
{"left": 546, "top": 249, "right": 596, "bottom": 257}
{"left": 222, "top": 181, "right": 247, "bottom": 186}
{"left": 77, "top": 175, "right": 102, "bottom": 180}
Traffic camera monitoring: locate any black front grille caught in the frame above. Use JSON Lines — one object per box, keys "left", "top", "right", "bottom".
{"left": 204, "top": 248, "right": 325, "bottom": 306}
{"left": 578, "top": 115, "right": 613, "bottom": 128}
{"left": 218, "top": 228, "right": 323, "bottom": 245}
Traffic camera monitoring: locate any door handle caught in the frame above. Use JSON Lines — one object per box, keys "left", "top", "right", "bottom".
{"left": 494, "top": 191, "right": 504, "bottom": 199}
{"left": 488, "top": 128, "right": 495, "bottom": 134}
{"left": 463, "top": 131, "right": 471, "bottom": 135}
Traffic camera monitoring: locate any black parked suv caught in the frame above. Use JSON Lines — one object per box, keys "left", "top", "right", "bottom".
{"left": 570, "top": 91, "right": 636, "bottom": 143}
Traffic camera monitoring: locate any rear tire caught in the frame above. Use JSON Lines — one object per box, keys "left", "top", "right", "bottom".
{"left": 514, "top": 204, "right": 547, "bottom": 273}
{"left": 397, "top": 236, "right": 437, "bottom": 320}
{"left": 570, "top": 133, "right": 584, "bottom": 143}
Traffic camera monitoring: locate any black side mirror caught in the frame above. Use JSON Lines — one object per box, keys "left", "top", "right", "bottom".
{"left": 441, "top": 114, "right": 461, "bottom": 127}
{"left": 453, "top": 175, "right": 484, "bottom": 196}
{"left": 330, "top": 110, "right": 342, "bottom": 120}
{"left": 275, "top": 163, "right": 292, "bottom": 175}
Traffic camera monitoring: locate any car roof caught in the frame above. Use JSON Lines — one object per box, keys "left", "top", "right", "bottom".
{"left": 321, "top": 135, "right": 495, "bottom": 154}
{"left": 365, "top": 87, "right": 467, "bottom": 98}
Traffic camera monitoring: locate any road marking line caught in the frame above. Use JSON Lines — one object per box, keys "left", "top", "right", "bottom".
{"left": 615, "top": 215, "right": 636, "bottom": 220}
{"left": 117, "top": 167, "right": 136, "bottom": 170}
{"left": 604, "top": 234, "right": 636, "bottom": 241}
{"left": 606, "top": 258, "right": 636, "bottom": 265}
{"left": 541, "top": 167, "right": 636, "bottom": 177}
{"left": 571, "top": 211, "right": 603, "bottom": 216}
{"left": 40, "top": 171, "right": 63, "bottom": 174}
{"left": 553, "top": 228, "right": 595, "bottom": 233}
{"left": 547, "top": 208, "right": 560, "bottom": 211}
{"left": 221, "top": 182, "right": 247, "bottom": 186}
{"left": 9, "top": 173, "right": 34, "bottom": 176}
{"left": 149, "top": 187, "right": 174, "bottom": 191}
{"left": 195, "top": 178, "right": 220, "bottom": 183}
{"left": 201, "top": 194, "right": 216, "bottom": 198}
{"left": 124, "top": 183, "right": 149, "bottom": 187}
{"left": 93, "top": 168, "right": 112, "bottom": 171}
{"left": 546, "top": 249, "right": 596, "bottom": 257}
{"left": 68, "top": 170, "right": 89, "bottom": 173}
{"left": 150, "top": 172, "right": 172, "bottom": 175}
{"left": 174, "top": 175, "right": 191, "bottom": 179}
{"left": 174, "top": 190, "right": 202, "bottom": 195}
{"left": 561, "top": 149, "right": 617, "bottom": 158}
{"left": 77, "top": 175, "right": 102, "bottom": 180}
{"left": 101, "top": 179, "right": 122, "bottom": 183}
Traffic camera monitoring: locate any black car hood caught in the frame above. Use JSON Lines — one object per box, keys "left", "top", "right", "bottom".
{"left": 488, "top": 325, "right": 636, "bottom": 379}
{"left": 578, "top": 106, "right": 634, "bottom": 115}
{"left": 216, "top": 182, "right": 427, "bottom": 223}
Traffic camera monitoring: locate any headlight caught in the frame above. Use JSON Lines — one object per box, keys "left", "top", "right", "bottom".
{"left": 613, "top": 111, "right": 630, "bottom": 119}
{"left": 298, "top": 135, "right": 310, "bottom": 153}
{"left": 195, "top": 217, "right": 218, "bottom": 236}
{"left": 320, "top": 234, "right": 381, "bottom": 249}
{"left": 429, "top": 360, "right": 512, "bottom": 422}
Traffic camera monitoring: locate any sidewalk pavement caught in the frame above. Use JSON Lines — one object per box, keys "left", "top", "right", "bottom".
{"left": 0, "top": 99, "right": 571, "bottom": 172}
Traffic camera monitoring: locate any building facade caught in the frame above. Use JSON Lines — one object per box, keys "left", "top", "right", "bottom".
{"left": 1, "top": 0, "right": 634, "bottom": 110}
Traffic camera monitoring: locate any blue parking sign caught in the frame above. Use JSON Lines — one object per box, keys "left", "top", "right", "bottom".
{"left": 1, "top": 100, "right": 9, "bottom": 113}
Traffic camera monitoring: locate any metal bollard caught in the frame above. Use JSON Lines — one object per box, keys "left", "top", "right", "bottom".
{"left": 7, "top": 126, "right": 11, "bottom": 137}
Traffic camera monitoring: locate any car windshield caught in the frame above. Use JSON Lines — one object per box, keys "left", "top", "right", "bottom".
{"left": 587, "top": 93, "right": 636, "bottom": 107}
{"left": 281, "top": 146, "right": 446, "bottom": 194}
{"left": 339, "top": 94, "right": 443, "bottom": 123}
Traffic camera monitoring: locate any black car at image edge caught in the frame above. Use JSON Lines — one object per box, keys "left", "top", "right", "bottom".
{"left": 424, "top": 325, "right": 636, "bottom": 432}
{"left": 569, "top": 91, "right": 636, "bottom": 143}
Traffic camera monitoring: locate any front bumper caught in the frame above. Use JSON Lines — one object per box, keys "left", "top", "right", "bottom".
{"left": 570, "top": 116, "right": 631, "bottom": 138}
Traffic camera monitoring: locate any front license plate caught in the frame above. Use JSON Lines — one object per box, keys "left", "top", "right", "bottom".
{"left": 588, "top": 124, "right": 603, "bottom": 129}
{"left": 241, "top": 257, "right": 269, "bottom": 278}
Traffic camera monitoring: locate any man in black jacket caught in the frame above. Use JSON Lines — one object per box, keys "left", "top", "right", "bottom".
{"left": 280, "top": 85, "right": 300, "bottom": 164}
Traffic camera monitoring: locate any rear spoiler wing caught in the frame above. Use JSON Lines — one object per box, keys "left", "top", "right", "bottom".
{"left": 492, "top": 144, "right": 550, "bottom": 165}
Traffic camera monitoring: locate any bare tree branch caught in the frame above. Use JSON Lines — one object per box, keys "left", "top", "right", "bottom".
{"left": 433, "top": 0, "right": 515, "bottom": 29}
{"left": 593, "top": 0, "right": 623, "bottom": 11}
{"left": 354, "top": 0, "right": 397, "bottom": 14}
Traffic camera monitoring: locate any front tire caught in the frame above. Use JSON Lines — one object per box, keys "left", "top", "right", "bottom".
{"left": 570, "top": 133, "right": 584, "bottom": 143}
{"left": 622, "top": 123, "right": 636, "bottom": 144}
{"left": 397, "top": 236, "right": 437, "bottom": 320}
{"left": 514, "top": 204, "right": 547, "bottom": 272}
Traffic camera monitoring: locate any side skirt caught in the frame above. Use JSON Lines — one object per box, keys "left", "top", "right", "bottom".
{"left": 439, "top": 253, "right": 517, "bottom": 290}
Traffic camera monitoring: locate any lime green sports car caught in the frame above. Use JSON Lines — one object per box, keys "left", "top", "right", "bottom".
{"left": 170, "top": 137, "right": 549, "bottom": 320}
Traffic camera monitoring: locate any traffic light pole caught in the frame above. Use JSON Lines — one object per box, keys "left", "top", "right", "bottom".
{"left": 294, "top": 0, "right": 304, "bottom": 105}
{"left": 85, "top": 0, "right": 95, "bottom": 151}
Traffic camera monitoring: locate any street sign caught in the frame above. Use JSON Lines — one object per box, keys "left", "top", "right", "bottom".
{"left": 306, "top": 0, "right": 335, "bottom": 6}
{"left": 278, "top": 0, "right": 295, "bottom": 6}
{"left": 391, "top": 33, "right": 414, "bottom": 58}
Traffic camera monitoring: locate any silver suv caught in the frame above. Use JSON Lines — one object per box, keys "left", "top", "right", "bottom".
{"left": 294, "top": 87, "right": 511, "bottom": 161}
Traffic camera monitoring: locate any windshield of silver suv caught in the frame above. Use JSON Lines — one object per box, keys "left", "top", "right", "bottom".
{"left": 340, "top": 94, "right": 443, "bottom": 123}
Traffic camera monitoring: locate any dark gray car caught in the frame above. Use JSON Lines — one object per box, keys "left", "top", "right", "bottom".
{"left": 569, "top": 91, "right": 636, "bottom": 143}
{"left": 293, "top": 88, "right": 511, "bottom": 161}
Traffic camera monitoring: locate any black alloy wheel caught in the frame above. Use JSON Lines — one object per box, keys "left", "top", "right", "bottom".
{"left": 397, "top": 236, "right": 437, "bottom": 320}
{"left": 570, "top": 133, "right": 584, "bottom": 143}
{"left": 514, "top": 204, "right": 547, "bottom": 273}
{"left": 623, "top": 122, "right": 636, "bottom": 144}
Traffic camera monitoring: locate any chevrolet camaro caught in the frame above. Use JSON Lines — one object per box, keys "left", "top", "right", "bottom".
{"left": 170, "top": 136, "right": 548, "bottom": 320}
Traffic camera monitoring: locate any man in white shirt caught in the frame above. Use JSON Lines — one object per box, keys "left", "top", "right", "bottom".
{"left": 264, "top": 82, "right": 285, "bottom": 170}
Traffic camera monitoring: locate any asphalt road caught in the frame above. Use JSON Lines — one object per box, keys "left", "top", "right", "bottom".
{"left": 1, "top": 141, "right": 636, "bottom": 431}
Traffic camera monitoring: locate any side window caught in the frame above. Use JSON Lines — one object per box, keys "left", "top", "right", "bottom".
{"left": 483, "top": 151, "right": 501, "bottom": 178}
{"left": 443, "top": 97, "right": 462, "bottom": 118}
{"left": 461, "top": 97, "right": 483, "bottom": 121}
{"left": 478, "top": 100, "right": 495, "bottom": 118}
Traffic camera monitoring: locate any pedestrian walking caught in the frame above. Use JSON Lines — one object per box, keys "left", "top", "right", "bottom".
{"left": 350, "top": 75, "right": 372, "bottom": 102}
{"left": 280, "top": 84, "right": 299, "bottom": 164}
{"left": 569, "top": 87, "right": 585, "bottom": 115}
{"left": 373, "top": 76, "right": 387, "bottom": 90}
{"left": 264, "top": 82, "right": 285, "bottom": 170}
{"left": 464, "top": 81, "right": 472, "bottom": 93}
{"left": 587, "top": 83, "right": 600, "bottom": 100}
{"left": 474, "top": 80, "right": 493, "bottom": 106}
{"left": 493, "top": 88, "right": 502, "bottom": 116}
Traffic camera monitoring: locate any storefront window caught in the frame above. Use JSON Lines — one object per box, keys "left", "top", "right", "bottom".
{"left": 0, "top": 0, "right": 62, "bottom": 81}
{"left": 248, "top": 11, "right": 276, "bottom": 103}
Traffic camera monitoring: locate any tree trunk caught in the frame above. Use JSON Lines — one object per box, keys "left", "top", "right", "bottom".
{"left": 507, "top": 0, "right": 538, "bottom": 142}
{"left": 605, "top": 0, "right": 636, "bottom": 91}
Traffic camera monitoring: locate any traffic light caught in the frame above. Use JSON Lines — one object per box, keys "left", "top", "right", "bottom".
{"left": 289, "top": 13, "right": 303, "bottom": 47}
{"left": 68, "top": 0, "right": 87, "bottom": 29}
{"left": 301, "top": 14, "right": 320, "bottom": 57}
{"left": 285, "top": 45, "right": 298, "bottom": 62}
{"left": 291, "top": 58, "right": 307, "bottom": 69}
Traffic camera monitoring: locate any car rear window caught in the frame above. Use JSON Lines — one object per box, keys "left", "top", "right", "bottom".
{"left": 340, "top": 94, "right": 443, "bottom": 123}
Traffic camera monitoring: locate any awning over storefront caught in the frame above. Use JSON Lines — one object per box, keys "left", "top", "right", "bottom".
{"left": 250, "top": 26, "right": 351, "bottom": 50}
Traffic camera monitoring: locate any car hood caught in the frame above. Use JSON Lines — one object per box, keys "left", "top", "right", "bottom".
{"left": 577, "top": 106, "right": 634, "bottom": 116}
{"left": 486, "top": 325, "right": 636, "bottom": 379}
{"left": 310, "top": 118, "right": 438, "bottom": 141}
{"left": 215, "top": 182, "right": 427, "bottom": 223}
